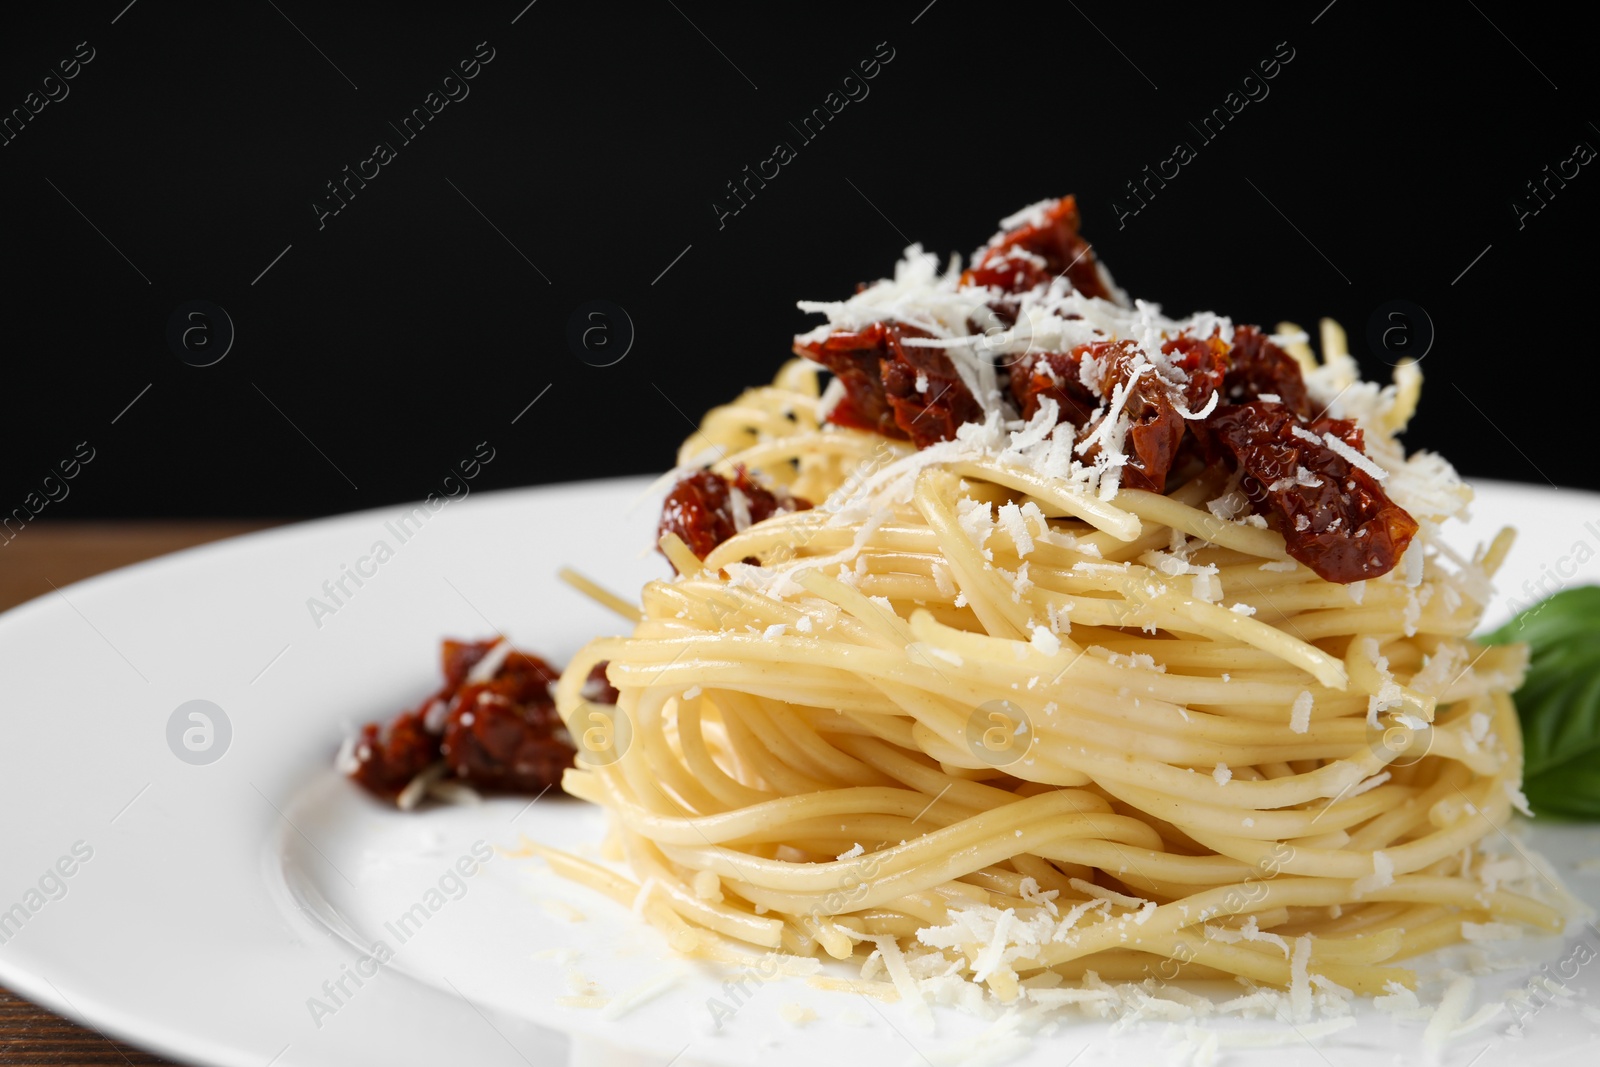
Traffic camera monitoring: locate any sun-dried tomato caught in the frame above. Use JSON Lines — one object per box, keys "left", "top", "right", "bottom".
{"left": 439, "top": 649, "right": 569, "bottom": 794}
{"left": 1007, "top": 349, "right": 1101, "bottom": 425}
{"left": 440, "top": 638, "right": 494, "bottom": 690}
{"left": 658, "top": 467, "right": 810, "bottom": 567}
{"left": 789, "top": 198, "right": 1416, "bottom": 581}
{"left": 1208, "top": 402, "right": 1418, "bottom": 582}
{"left": 347, "top": 709, "right": 439, "bottom": 798}
{"left": 346, "top": 639, "right": 501, "bottom": 798}
{"left": 437, "top": 694, "right": 573, "bottom": 794}
{"left": 1163, "top": 334, "right": 1230, "bottom": 413}
{"left": 1160, "top": 333, "right": 1231, "bottom": 469}
{"left": 962, "top": 196, "right": 1112, "bottom": 300}
{"left": 348, "top": 638, "right": 575, "bottom": 801}
{"left": 1223, "top": 326, "right": 1311, "bottom": 416}
{"left": 881, "top": 345, "right": 985, "bottom": 449}
{"left": 795, "top": 322, "right": 981, "bottom": 448}
{"left": 794, "top": 324, "right": 906, "bottom": 439}
{"left": 1073, "top": 342, "right": 1186, "bottom": 493}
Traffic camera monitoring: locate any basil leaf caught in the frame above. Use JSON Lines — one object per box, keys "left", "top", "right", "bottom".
{"left": 1482, "top": 585, "right": 1600, "bottom": 820}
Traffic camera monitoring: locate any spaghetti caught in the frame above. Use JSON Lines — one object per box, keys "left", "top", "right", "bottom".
{"left": 542, "top": 198, "right": 1565, "bottom": 1010}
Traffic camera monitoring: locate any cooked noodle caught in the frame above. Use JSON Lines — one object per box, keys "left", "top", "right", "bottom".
{"left": 540, "top": 244, "right": 1559, "bottom": 1007}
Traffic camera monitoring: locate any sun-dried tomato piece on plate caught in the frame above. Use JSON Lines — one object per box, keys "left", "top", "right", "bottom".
{"left": 346, "top": 708, "right": 439, "bottom": 799}
{"left": 345, "top": 638, "right": 576, "bottom": 803}
{"left": 439, "top": 648, "right": 569, "bottom": 794}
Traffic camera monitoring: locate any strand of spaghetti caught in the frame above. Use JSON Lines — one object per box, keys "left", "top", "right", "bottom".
{"left": 1207, "top": 926, "right": 1404, "bottom": 965}
{"left": 623, "top": 687, "right": 725, "bottom": 816}
{"left": 784, "top": 679, "right": 1376, "bottom": 806}
{"left": 658, "top": 532, "right": 703, "bottom": 578}
{"left": 1121, "top": 579, "right": 1348, "bottom": 688}
{"left": 704, "top": 432, "right": 899, "bottom": 481}
{"left": 714, "top": 690, "right": 838, "bottom": 793}
{"left": 1479, "top": 525, "right": 1516, "bottom": 576}
{"left": 828, "top": 732, "right": 1091, "bottom": 799}
{"left": 1181, "top": 774, "right": 1510, "bottom": 881}
{"left": 673, "top": 689, "right": 777, "bottom": 808}
{"left": 912, "top": 470, "right": 1033, "bottom": 639}
{"left": 1275, "top": 320, "right": 1319, "bottom": 373}
{"left": 557, "top": 566, "right": 642, "bottom": 622}
{"left": 1219, "top": 580, "right": 1405, "bottom": 615}
{"left": 656, "top": 799, "right": 1163, "bottom": 897}
{"left": 1389, "top": 910, "right": 1496, "bottom": 962}
{"left": 771, "top": 359, "right": 822, "bottom": 396}
{"left": 617, "top": 830, "right": 791, "bottom": 946}
{"left": 585, "top": 782, "right": 1003, "bottom": 846}
{"left": 905, "top": 612, "right": 1368, "bottom": 734}
{"left": 792, "top": 569, "right": 923, "bottom": 650}
{"left": 1287, "top": 602, "right": 1480, "bottom": 641}
{"left": 1114, "top": 488, "right": 1291, "bottom": 561}
{"left": 1095, "top": 778, "right": 1405, "bottom": 841}
{"left": 1060, "top": 933, "right": 1409, "bottom": 995}
{"left": 699, "top": 400, "right": 819, "bottom": 442}
{"left": 1343, "top": 761, "right": 1482, "bottom": 853}
{"left": 944, "top": 459, "right": 1142, "bottom": 541}
{"left": 1345, "top": 636, "right": 1436, "bottom": 720}
{"left": 524, "top": 842, "right": 706, "bottom": 954}
{"left": 1023, "top": 875, "right": 1560, "bottom": 970}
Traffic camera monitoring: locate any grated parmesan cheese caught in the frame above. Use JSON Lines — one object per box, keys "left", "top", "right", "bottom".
{"left": 995, "top": 501, "right": 1034, "bottom": 556}
{"left": 1288, "top": 936, "right": 1313, "bottom": 1021}
{"left": 1322, "top": 430, "right": 1389, "bottom": 482}
{"left": 465, "top": 637, "right": 515, "bottom": 684}
{"left": 599, "top": 967, "right": 688, "bottom": 1020}
{"left": 1460, "top": 921, "right": 1521, "bottom": 941}
{"left": 1290, "top": 690, "right": 1313, "bottom": 733}
{"left": 1353, "top": 850, "right": 1394, "bottom": 895}
{"left": 1067, "top": 878, "right": 1148, "bottom": 910}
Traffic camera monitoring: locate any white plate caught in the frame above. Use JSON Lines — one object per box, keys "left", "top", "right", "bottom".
{"left": 2, "top": 477, "right": 1599, "bottom": 1067}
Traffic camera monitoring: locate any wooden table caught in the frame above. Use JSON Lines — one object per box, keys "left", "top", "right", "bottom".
{"left": 1, "top": 521, "right": 273, "bottom": 1066}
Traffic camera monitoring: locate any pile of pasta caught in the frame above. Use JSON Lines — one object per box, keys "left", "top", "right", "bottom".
{"left": 544, "top": 322, "right": 1565, "bottom": 1013}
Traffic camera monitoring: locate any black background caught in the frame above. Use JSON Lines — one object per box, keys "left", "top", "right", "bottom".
{"left": 2, "top": 0, "right": 1594, "bottom": 523}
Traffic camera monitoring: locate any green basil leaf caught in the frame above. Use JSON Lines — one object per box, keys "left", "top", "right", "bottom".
{"left": 1482, "top": 585, "right": 1600, "bottom": 820}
